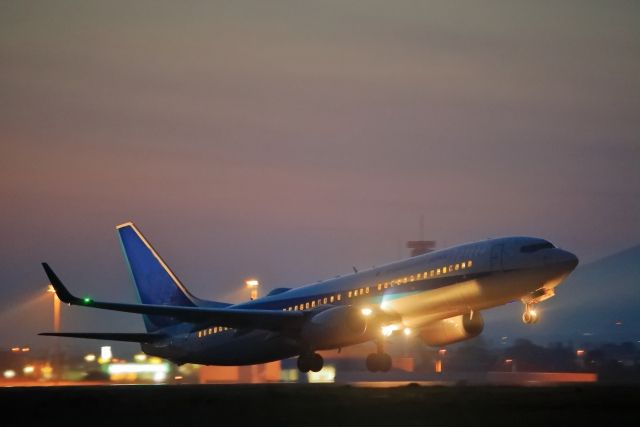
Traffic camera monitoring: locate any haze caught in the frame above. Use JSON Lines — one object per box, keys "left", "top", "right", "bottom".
{"left": 1, "top": 1, "right": 639, "bottom": 350}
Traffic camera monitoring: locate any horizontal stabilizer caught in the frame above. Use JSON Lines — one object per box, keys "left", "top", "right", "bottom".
{"left": 39, "top": 332, "right": 167, "bottom": 343}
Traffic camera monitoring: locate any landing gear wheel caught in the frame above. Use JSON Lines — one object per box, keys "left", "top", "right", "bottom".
{"left": 366, "top": 353, "right": 392, "bottom": 372}
{"left": 298, "top": 352, "right": 323, "bottom": 373}
{"left": 366, "top": 353, "right": 379, "bottom": 372}
{"left": 297, "top": 355, "right": 310, "bottom": 373}
{"left": 309, "top": 353, "right": 324, "bottom": 372}
{"left": 379, "top": 353, "right": 392, "bottom": 372}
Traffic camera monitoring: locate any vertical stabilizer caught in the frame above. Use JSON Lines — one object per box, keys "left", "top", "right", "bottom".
{"left": 116, "top": 222, "right": 195, "bottom": 331}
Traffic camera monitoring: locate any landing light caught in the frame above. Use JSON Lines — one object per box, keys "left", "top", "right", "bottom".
{"left": 361, "top": 308, "right": 373, "bottom": 317}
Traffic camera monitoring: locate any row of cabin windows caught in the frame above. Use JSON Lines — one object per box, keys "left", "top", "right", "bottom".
{"left": 197, "top": 326, "right": 232, "bottom": 338}
{"left": 283, "top": 293, "right": 343, "bottom": 312}
{"left": 281, "top": 259, "right": 474, "bottom": 313}
{"left": 375, "top": 259, "right": 474, "bottom": 291}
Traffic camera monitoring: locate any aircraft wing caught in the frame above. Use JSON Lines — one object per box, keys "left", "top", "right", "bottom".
{"left": 38, "top": 332, "right": 167, "bottom": 343}
{"left": 42, "top": 263, "right": 305, "bottom": 332}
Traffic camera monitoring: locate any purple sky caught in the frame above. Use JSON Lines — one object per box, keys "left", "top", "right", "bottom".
{"left": 1, "top": 1, "right": 639, "bottom": 350}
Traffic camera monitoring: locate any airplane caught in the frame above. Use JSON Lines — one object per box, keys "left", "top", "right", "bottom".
{"left": 40, "top": 222, "right": 579, "bottom": 373}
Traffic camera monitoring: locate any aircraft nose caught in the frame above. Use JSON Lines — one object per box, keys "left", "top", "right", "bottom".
{"left": 554, "top": 249, "right": 579, "bottom": 271}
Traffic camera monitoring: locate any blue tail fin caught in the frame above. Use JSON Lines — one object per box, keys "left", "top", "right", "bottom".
{"left": 117, "top": 222, "right": 196, "bottom": 332}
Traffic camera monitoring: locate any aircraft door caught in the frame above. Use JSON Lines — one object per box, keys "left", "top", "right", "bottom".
{"left": 490, "top": 244, "right": 504, "bottom": 271}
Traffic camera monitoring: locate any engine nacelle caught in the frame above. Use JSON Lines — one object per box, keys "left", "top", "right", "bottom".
{"left": 301, "top": 306, "right": 368, "bottom": 349}
{"left": 419, "top": 312, "right": 484, "bottom": 346}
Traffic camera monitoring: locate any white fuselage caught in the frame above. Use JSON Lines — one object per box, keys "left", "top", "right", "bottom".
{"left": 143, "top": 236, "right": 578, "bottom": 365}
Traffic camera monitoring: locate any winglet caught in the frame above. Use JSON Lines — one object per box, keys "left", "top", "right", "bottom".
{"left": 42, "top": 263, "right": 82, "bottom": 304}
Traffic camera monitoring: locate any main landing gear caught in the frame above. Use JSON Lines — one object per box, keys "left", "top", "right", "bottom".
{"left": 297, "top": 352, "right": 323, "bottom": 373}
{"left": 366, "top": 341, "right": 392, "bottom": 372}
{"left": 522, "top": 303, "right": 539, "bottom": 324}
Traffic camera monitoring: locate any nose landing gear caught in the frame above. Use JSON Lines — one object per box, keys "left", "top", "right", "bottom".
{"left": 522, "top": 303, "right": 539, "bottom": 324}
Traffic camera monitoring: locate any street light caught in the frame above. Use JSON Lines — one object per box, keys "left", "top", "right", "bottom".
{"left": 246, "top": 279, "right": 259, "bottom": 301}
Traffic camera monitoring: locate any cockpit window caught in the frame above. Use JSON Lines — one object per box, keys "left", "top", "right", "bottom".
{"left": 520, "top": 242, "right": 555, "bottom": 253}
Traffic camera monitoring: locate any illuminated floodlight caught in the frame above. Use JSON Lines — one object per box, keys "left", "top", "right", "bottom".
{"left": 576, "top": 349, "right": 585, "bottom": 357}
{"left": 107, "top": 363, "right": 170, "bottom": 374}
{"left": 84, "top": 354, "right": 96, "bottom": 362}
{"left": 381, "top": 325, "right": 394, "bottom": 337}
{"left": 3, "top": 370, "right": 16, "bottom": 379}
{"left": 361, "top": 307, "right": 373, "bottom": 317}
{"left": 134, "top": 353, "right": 147, "bottom": 362}
{"left": 23, "top": 365, "right": 35, "bottom": 375}
{"left": 307, "top": 366, "right": 336, "bottom": 383}
{"left": 245, "top": 279, "right": 259, "bottom": 287}
{"left": 403, "top": 327, "right": 412, "bottom": 336}
{"left": 100, "top": 346, "right": 112, "bottom": 362}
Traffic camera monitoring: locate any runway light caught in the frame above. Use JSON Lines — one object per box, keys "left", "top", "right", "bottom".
{"left": 84, "top": 354, "right": 96, "bottom": 362}
{"left": 403, "top": 327, "right": 412, "bottom": 336}
{"left": 361, "top": 307, "right": 373, "bottom": 317}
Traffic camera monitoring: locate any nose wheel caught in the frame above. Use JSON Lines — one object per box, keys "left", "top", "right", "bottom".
{"left": 522, "top": 304, "right": 539, "bottom": 324}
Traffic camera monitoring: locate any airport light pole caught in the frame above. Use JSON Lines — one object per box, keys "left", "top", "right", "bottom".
{"left": 47, "top": 284, "right": 61, "bottom": 333}
{"left": 47, "top": 284, "right": 61, "bottom": 380}
{"left": 246, "top": 279, "right": 259, "bottom": 301}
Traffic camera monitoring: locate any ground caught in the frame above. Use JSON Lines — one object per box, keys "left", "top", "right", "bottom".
{"left": 0, "top": 384, "right": 638, "bottom": 426}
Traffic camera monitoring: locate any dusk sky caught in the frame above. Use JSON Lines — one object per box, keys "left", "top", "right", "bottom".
{"left": 1, "top": 1, "right": 639, "bottom": 349}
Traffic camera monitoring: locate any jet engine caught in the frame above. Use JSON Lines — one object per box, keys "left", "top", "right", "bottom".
{"left": 301, "top": 306, "right": 368, "bottom": 349}
{"left": 419, "top": 311, "right": 484, "bottom": 346}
